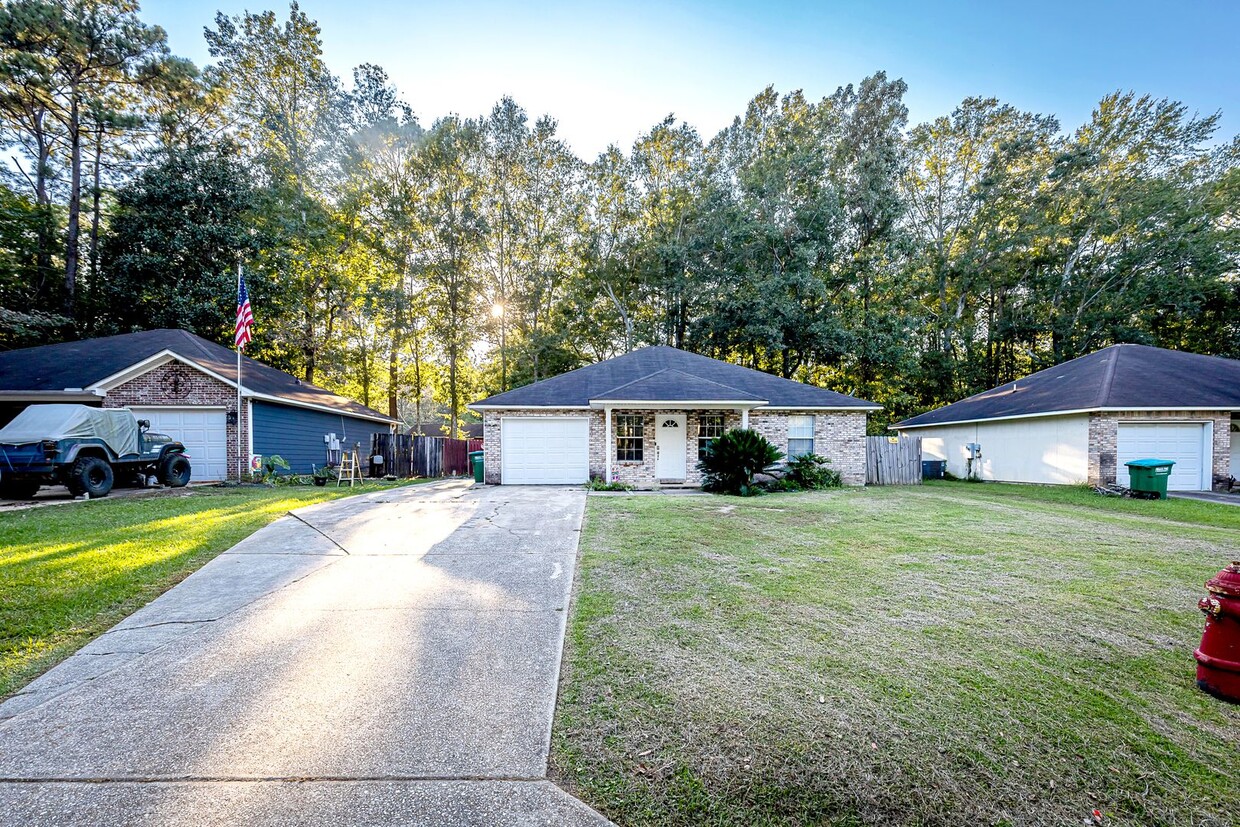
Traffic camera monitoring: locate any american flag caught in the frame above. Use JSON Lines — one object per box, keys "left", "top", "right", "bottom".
{"left": 235, "top": 273, "right": 254, "bottom": 350}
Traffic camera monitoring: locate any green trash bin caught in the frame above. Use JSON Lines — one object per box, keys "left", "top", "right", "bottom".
{"left": 468, "top": 450, "right": 484, "bottom": 484}
{"left": 1125, "top": 458, "right": 1175, "bottom": 500}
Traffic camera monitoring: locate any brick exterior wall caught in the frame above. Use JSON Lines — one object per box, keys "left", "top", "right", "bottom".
{"left": 605, "top": 409, "right": 745, "bottom": 487}
{"left": 104, "top": 362, "right": 248, "bottom": 481}
{"left": 1087, "top": 410, "right": 1232, "bottom": 490}
{"left": 750, "top": 410, "right": 868, "bottom": 486}
{"left": 481, "top": 407, "right": 868, "bottom": 488}
{"left": 481, "top": 409, "right": 605, "bottom": 485}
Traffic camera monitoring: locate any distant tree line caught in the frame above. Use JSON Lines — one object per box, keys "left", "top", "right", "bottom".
{"left": 2, "top": 2, "right": 1237, "bottom": 433}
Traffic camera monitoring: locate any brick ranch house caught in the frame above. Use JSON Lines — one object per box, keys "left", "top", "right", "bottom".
{"left": 895, "top": 344, "right": 1240, "bottom": 492}
{"left": 468, "top": 346, "right": 879, "bottom": 487}
{"left": 0, "top": 329, "right": 396, "bottom": 481}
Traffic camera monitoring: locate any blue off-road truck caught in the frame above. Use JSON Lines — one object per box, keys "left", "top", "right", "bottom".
{"left": 0, "top": 404, "right": 191, "bottom": 500}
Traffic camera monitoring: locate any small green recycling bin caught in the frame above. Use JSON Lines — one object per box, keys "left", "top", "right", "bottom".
{"left": 1125, "top": 458, "right": 1175, "bottom": 499}
{"left": 468, "top": 450, "right": 484, "bottom": 483}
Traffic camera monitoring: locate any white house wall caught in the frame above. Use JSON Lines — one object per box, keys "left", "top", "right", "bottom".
{"left": 913, "top": 414, "right": 1090, "bottom": 484}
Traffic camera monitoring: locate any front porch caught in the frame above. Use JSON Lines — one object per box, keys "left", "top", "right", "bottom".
{"left": 602, "top": 407, "right": 752, "bottom": 488}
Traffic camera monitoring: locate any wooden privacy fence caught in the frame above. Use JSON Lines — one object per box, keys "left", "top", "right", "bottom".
{"left": 370, "top": 433, "right": 412, "bottom": 477}
{"left": 866, "top": 436, "right": 922, "bottom": 485}
{"left": 373, "top": 433, "right": 483, "bottom": 478}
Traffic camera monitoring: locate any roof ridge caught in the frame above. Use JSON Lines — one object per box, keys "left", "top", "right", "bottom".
{"left": 596, "top": 367, "right": 758, "bottom": 399}
{"left": 592, "top": 367, "right": 672, "bottom": 397}
{"left": 1096, "top": 345, "right": 1122, "bottom": 407}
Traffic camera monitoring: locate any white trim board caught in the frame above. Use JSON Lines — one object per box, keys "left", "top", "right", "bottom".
{"left": 473, "top": 402, "right": 879, "bottom": 411}
{"left": 589, "top": 399, "right": 767, "bottom": 409}
{"left": 469, "top": 404, "right": 592, "bottom": 411}
{"left": 896, "top": 406, "right": 1239, "bottom": 430}
{"left": 87, "top": 348, "right": 397, "bottom": 426}
{"left": 245, "top": 391, "right": 397, "bottom": 425}
{"left": 90, "top": 350, "right": 237, "bottom": 392}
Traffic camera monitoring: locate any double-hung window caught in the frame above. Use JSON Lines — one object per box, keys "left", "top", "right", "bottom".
{"left": 615, "top": 414, "right": 644, "bottom": 462}
{"left": 787, "top": 415, "right": 815, "bottom": 458}
{"left": 698, "top": 414, "right": 725, "bottom": 459}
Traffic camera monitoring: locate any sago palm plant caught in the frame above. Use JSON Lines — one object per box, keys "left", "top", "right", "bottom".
{"left": 697, "top": 428, "right": 783, "bottom": 495}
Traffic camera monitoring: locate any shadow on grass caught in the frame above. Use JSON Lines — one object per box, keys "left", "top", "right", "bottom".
{"left": 0, "top": 486, "right": 375, "bottom": 697}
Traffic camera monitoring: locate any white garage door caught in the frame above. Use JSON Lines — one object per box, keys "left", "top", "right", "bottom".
{"left": 1117, "top": 422, "right": 1209, "bottom": 491}
{"left": 501, "top": 417, "right": 590, "bottom": 485}
{"left": 129, "top": 407, "right": 229, "bottom": 482}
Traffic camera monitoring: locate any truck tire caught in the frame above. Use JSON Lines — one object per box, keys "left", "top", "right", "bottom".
{"left": 159, "top": 454, "right": 191, "bottom": 488}
{"left": 66, "top": 456, "right": 114, "bottom": 498}
{"left": 0, "top": 477, "right": 40, "bottom": 500}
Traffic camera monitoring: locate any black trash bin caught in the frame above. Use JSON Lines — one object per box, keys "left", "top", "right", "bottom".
{"left": 922, "top": 460, "right": 946, "bottom": 480}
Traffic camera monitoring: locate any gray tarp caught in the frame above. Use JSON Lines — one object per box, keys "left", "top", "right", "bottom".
{"left": 0, "top": 404, "right": 139, "bottom": 457}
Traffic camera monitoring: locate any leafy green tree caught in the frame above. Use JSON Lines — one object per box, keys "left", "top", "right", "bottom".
{"left": 631, "top": 115, "right": 704, "bottom": 347}
{"left": 95, "top": 141, "right": 260, "bottom": 339}
{"left": 0, "top": 0, "right": 171, "bottom": 318}
{"left": 206, "top": 2, "right": 351, "bottom": 382}
{"left": 412, "top": 115, "right": 487, "bottom": 436}
{"left": 696, "top": 87, "right": 847, "bottom": 378}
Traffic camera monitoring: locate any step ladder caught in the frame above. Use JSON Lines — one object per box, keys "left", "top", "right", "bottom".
{"left": 337, "top": 448, "right": 362, "bottom": 487}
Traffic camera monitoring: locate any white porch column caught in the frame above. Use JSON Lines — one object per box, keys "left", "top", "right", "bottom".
{"left": 741, "top": 407, "right": 749, "bottom": 429}
{"left": 604, "top": 405, "right": 612, "bottom": 481}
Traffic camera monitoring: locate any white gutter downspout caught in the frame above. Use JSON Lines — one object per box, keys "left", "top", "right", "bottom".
{"left": 741, "top": 407, "right": 749, "bottom": 429}
{"left": 604, "top": 405, "right": 612, "bottom": 482}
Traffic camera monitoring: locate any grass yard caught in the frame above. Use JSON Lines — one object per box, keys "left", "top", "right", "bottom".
{"left": 0, "top": 482, "right": 414, "bottom": 698}
{"left": 551, "top": 481, "right": 1240, "bottom": 827}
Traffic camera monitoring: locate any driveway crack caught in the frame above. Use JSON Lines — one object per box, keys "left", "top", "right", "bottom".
{"left": 285, "top": 511, "right": 351, "bottom": 555}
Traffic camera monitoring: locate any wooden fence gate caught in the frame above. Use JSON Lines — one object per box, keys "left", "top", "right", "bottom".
{"left": 370, "top": 433, "right": 412, "bottom": 478}
{"left": 404, "top": 435, "right": 486, "bottom": 478}
{"left": 866, "top": 436, "right": 922, "bottom": 485}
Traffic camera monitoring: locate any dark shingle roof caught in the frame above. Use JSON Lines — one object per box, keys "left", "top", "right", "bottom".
{"left": 896, "top": 344, "right": 1240, "bottom": 428}
{"left": 470, "top": 346, "right": 878, "bottom": 409}
{"left": 0, "top": 329, "right": 395, "bottom": 422}
{"left": 592, "top": 369, "right": 768, "bottom": 402}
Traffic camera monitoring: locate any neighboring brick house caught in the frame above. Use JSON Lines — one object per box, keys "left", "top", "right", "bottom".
{"left": 896, "top": 344, "right": 1240, "bottom": 492}
{"left": 469, "top": 346, "right": 878, "bottom": 488}
{"left": 0, "top": 329, "right": 396, "bottom": 481}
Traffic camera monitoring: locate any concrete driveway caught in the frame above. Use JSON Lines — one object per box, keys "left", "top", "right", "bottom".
{"left": 1171, "top": 490, "right": 1240, "bottom": 507}
{"left": 0, "top": 480, "right": 612, "bottom": 826}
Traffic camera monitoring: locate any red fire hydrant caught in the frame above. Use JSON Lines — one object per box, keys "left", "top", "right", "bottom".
{"left": 1196, "top": 561, "right": 1240, "bottom": 703}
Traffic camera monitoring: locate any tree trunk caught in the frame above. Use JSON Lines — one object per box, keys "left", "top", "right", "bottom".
{"left": 410, "top": 332, "right": 423, "bottom": 435}
{"left": 64, "top": 87, "right": 81, "bottom": 316}
{"left": 388, "top": 334, "right": 399, "bottom": 419}
{"left": 303, "top": 306, "right": 316, "bottom": 383}
{"left": 88, "top": 125, "right": 103, "bottom": 290}
{"left": 33, "top": 111, "right": 53, "bottom": 299}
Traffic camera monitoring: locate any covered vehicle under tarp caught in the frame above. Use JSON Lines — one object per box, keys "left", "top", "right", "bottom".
{"left": 0, "top": 404, "right": 139, "bottom": 457}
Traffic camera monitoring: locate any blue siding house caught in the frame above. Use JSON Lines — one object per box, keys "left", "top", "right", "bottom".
{"left": 0, "top": 330, "right": 397, "bottom": 480}
{"left": 252, "top": 400, "right": 392, "bottom": 475}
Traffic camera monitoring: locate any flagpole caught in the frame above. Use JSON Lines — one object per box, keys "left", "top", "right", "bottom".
{"left": 236, "top": 263, "right": 244, "bottom": 482}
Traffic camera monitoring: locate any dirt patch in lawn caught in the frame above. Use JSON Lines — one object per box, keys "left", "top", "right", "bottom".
{"left": 551, "top": 484, "right": 1240, "bottom": 827}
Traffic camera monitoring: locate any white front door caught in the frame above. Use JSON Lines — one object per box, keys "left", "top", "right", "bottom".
{"left": 128, "top": 407, "right": 229, "bottom": 481}
{"left": 655, "top": 414, "right": 687, "bottom": 480}
{"left": 1116, "top": 422, "right": 1210, "bottom": 491}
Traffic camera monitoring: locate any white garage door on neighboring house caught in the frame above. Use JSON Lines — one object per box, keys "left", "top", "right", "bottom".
{"left": 1117, "top": 422, "right": 1210, "bottom": 491}
{"left": 129, "top": 407, "right": 229, "bottom": 482}
{"left": 501, "top": 417, "right": 590, "bottom": 485}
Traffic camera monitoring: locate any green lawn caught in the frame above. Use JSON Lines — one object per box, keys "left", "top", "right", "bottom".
{"left": 552, "top": 481, "right": 1240, "bottom": 827}
{"left": 0, "top": 482, "right": 414, "bottom": 698}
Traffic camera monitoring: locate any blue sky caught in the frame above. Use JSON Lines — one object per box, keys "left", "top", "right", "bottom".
{"left": 143, "top": 0, "right": 1239, "bottom": 158}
